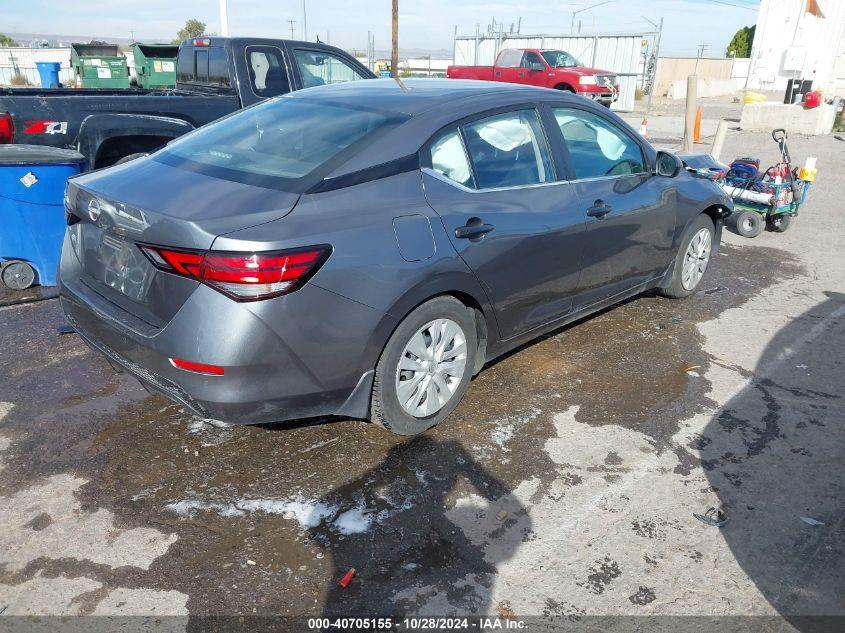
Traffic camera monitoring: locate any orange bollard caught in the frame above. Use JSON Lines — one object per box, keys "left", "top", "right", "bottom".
{"left": 693, "top": 106, "right": 703, "bottom": 144}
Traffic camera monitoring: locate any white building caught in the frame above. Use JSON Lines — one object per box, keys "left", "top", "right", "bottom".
{"left": 746, "top": 0, "right": 845, "bottom": 97}
{"left": 0, "top": 47, "right": 72, "bottom": 85}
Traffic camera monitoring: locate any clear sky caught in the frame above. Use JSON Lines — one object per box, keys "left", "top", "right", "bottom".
{"left": 2, "top": 0, "right": 760, "bottom": 57}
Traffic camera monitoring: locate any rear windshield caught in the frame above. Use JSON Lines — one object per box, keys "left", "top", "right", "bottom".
{"left": 153, "top": 97, "right": 407, "bottom": 190}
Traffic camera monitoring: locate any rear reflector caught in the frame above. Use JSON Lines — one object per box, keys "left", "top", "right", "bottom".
{"left": 170, "top": 358, "right": 225, "bottom": 375}
{"left": 139, "top": 244, "right": 331, "bottom": 302}
{"left": 0, "top": 113, "right": 13, "bottom": 144}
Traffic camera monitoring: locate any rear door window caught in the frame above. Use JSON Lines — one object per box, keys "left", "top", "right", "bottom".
{"left": 461, "top": 109, "right": 554, "bottom": 189}
{"left": 293, "top": 49, "right": 368, "bottom": 88}
{"left": 246, "top": 45, "right": 290, "bottom": 98}
{"left": 496, "top": 50, "right": 522, "bottom": 68}
{"left": 552, "top": 107, "right": 645, "bottom": 179}
{"left": 429, "top": 129, "right": 473, "bottom": 188}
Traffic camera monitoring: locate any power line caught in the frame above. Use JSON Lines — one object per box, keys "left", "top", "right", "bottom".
{"left": 696, "top": 0, "right": 760, "bottom": 11}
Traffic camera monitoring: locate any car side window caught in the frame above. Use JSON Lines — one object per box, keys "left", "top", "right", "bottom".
{"left": 293, "top": 49, "right": 367, "bottom": 88}
{"left": 247, "top": 46, "right": 290, "bottom": 98}
{"left": 521, "top": 52, "right": 544, "bottom": 68}
{"left": 462, "top": 109, "right": 554, "bottom": 189}
{"left": 552, "top": 107, "right": 646, "bottom": 179}
{"left": 429, "top": 129, "right": 474, "bottom": 188}
{"left": 496, "top": 50, "right": 523, "bottom": 68}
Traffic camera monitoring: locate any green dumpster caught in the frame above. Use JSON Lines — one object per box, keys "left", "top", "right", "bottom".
{"left": 71, "top": 43, "right": 129, "bottom": 89}
{"left": 132, "top": 43, "right": 179, "bottom": 89}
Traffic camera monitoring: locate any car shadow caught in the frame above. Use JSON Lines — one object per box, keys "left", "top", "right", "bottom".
{"left": 700, "top": 291, "right": 845, "bottom": 631}
{"left": 304, "top": 435, "right": 529, "bottom": 618}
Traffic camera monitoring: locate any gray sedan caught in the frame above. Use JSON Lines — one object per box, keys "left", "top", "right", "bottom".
{"left": 59, "top": 79, "right": 730, "bottom": 435}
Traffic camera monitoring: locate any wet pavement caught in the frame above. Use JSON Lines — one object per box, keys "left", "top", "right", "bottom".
{"left": 0, "top": 130, "right": 843, "bottom": 631}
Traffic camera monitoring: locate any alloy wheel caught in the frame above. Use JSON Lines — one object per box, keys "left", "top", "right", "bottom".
{"left": 681, "top": 228, "right": 712, "bottom": 290}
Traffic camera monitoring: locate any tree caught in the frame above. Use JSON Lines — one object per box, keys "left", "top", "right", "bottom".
{"left": 0, "top": 33, "right": 19, "bottom": 47}
{"left": 726, "top": 25, "right": 755, "bottom": 58}
{"left": 172, "top": 19, "right": 206, "bottom": 45}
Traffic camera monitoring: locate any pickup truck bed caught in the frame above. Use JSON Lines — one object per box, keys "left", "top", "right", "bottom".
{"left": 0, "top": 37, "right": 373, "bottom": 168}
{"left": 0, "top": 88, "right": 239, "bottom": 167}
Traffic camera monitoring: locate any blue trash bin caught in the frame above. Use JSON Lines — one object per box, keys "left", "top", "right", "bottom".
{"left": 35, "top": 61, "right": 62, "bottom": 88}
{"left": 0, "top": 145, "right": 86, "bottom": 289}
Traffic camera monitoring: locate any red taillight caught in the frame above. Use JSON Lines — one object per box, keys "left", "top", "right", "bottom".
{"left": 0, "top": 113, "right": 14, "bottom": 144}
{"left": 139, "top": 244, "right": 331, "bottom": 301}
{"left": 170, "top": 358, "right": 225, "bottom": 375}
{"left": 193, "top": 38, "right": 211, "bottom": 46}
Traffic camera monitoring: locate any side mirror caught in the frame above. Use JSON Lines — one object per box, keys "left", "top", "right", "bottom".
{"left": 528, "top": 61, "right": 545, "bottom": 72}
{"left": 655, "top": 150, "right": 682, "bottom": 178}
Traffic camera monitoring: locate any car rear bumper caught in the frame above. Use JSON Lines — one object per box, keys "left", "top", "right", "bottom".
{"left": 59, "top": 237, "right": 388, "bottom": 425}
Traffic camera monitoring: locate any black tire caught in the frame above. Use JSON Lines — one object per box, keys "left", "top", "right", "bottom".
{"left": 766, "top": 213, "right": 792, "bottom": 233}
{"left": 113, "top": 152, "right": 147, "bottom": 166}
{"left": 659, "top": 214, "right": 715, "bottom": 299}
{"left": 370, "top": 296, "right": 478, "bottom": 435}
{"left": 733, "top": 210, "right": 764, "bottom": 238}
{"left": 1, "top": 260, "right": 36, "bottom": 290}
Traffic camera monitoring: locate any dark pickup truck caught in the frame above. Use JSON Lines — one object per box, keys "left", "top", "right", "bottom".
{"left": 0, "top": 37, "right": 374, "bottom": 168}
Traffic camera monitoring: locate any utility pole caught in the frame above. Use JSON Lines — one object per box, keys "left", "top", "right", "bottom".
{"left": 219, "top": 0, "right": 230, "bottom": 37}
{"left": 391, "top": 0, "right": 399, "bottom": 79}
{"left": 287, "top": 20, "right": 297, "bottom": 40}
{"left": 694, "top": 43, "right": 708, "bottom": 74}
{"left": 129, "top": 30, "right": 135, "bottom": 43}
{"left": 302, "top": 0, "right": 308, "bottom": 41}
{"left": 642, "top": 15, "right": 663, "bottom": 116}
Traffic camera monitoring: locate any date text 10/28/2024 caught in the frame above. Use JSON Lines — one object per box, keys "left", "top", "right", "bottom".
{"left": 307, "top": 618, "right": 526, "bottom": 630}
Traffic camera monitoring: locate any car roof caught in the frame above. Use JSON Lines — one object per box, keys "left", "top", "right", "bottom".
{"left": 290, "top": 78, "right": 557, "bottom": 116}
{"left": 299, "top": 79, "right": 600, "bottom": 179}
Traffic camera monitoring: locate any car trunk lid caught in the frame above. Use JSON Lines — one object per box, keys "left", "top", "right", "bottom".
{"left": 67, "top": 158, "right": 300, "bottom": 327}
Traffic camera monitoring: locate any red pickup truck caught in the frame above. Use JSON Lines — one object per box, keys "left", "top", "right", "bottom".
{"left": 447, "top": 48, "right": 619, "bottom": 107}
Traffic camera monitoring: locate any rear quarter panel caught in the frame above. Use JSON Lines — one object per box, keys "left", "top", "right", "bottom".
{"left": 211, "top": 170, "right": 496, "bottom": 378}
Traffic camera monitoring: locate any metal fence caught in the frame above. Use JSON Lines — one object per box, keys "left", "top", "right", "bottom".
{"left": 453, "top": 33, "right": 648, "bottom": 112}
{"left": 0, "top": 66, "right": 75, "bottom": 86}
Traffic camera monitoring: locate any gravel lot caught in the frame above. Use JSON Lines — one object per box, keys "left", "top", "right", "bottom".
{"left": 0, "top": 103, "right": 843, "bottom": 631}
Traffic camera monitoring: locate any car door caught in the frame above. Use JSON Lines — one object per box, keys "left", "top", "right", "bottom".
{"left": 516, "top": 51, "right": 546, "bottom": 86}
{"left": 493, "top": 49, "right": 522, "bottom": 83}
{"left": 422, "top": 107, "right": 586, "bottom": 340}
{"left": 547, "top": 105, "right": 677, "bottom": 309}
